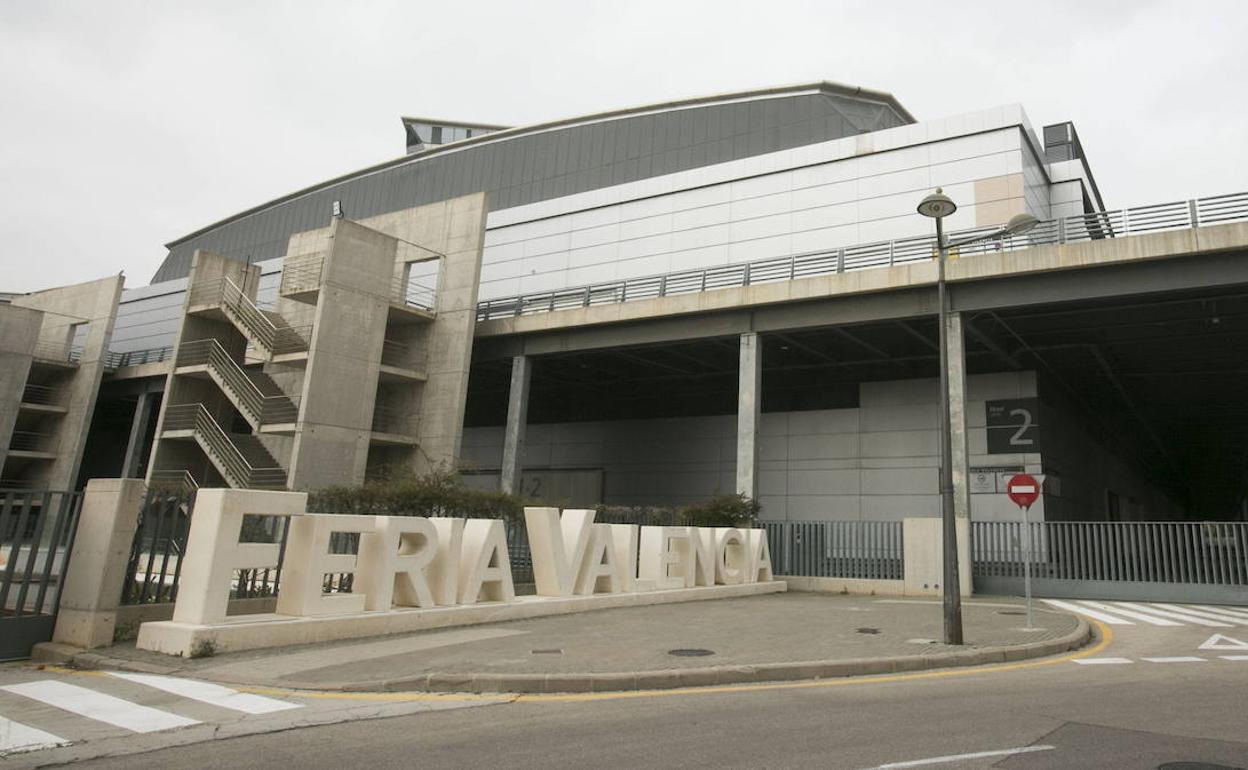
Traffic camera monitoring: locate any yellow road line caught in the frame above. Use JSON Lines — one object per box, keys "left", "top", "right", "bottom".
{"left": 34, "top": 620, "right": 1111, "bottom": 706}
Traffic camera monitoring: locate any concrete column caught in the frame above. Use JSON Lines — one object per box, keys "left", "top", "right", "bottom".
{"left": 121, "top": 391, "right": 154, "bottom": 478}
{"left": 499, "top": 355, "right": 532, "bottom": 495}
{"left": 736, "top": 332, "right": 761, "bottom": 498}
{"left": 946, "top": 312, "right": 971, "bottom": 520}
{"left": 903, "top": 517, "right": 972, "bottom": 597}
{"left": 51, "top": 478, "right": 146, "bottom": 649}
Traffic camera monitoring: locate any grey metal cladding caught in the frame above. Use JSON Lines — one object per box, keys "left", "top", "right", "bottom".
{"left": 152, "top": 89, "right": 911, "bottom": 282}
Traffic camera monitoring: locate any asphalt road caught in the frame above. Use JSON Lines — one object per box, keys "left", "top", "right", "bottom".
{"left": 8, "top": 601, "right": 1248, "bottom": 769}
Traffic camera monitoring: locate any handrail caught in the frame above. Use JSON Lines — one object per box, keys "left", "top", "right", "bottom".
{"left": 176, "top": 339, "right": 299, "bottom": 425}
{"left": 371, "top": 405, "right": 419, "bottom": 435}
{"left": 8, "top": 431, "right": 54, "bottom": 453}
{"left": 193, "top": 276, "right": 309, "bottom": 357}
{"left": 20, "top": 384, "right": 62, "bottom": 407}
{"left": 31, "top": 341, "right": 82, "bottom": 365}
{"left": 391, "top": 274, "right": 437, "bottom": 311}
{"left": 105, "top": 346, "right": 174, "bottom": 369}
{"left": 279, "top": 252, "right": 325, "bottom": 297}
{"left": 162, "top": 404, "right": 285, "bottom": 489}
{"left": 476, "top": 190, "right": 1248, "bottom": 321}
{"left": 149, "top": 469, "right": 200, "bottom": 494}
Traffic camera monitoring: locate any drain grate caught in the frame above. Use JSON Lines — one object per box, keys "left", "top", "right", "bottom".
{"left": 998, "top": 610, "right": 1026, "bottom": 616}
{"left": 856, "top": 627, "right": 881, "bottom": 635}
{"left": 531, "top": 648, "right": 563, "bottom": 655}
{"left": 1157, "top": 763, "right": 1244, "bottom": 770}
{"left": 668, "top": 648, "right": 715, "bottom": 657}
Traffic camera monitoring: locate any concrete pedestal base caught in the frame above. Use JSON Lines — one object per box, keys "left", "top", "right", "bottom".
{"left": 137, "top": 580, "right": 787, "bottom": 657}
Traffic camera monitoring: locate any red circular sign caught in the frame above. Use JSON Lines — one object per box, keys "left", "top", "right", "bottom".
{"left": 1006, "top": 473, "right": 1041, "bottom": 509}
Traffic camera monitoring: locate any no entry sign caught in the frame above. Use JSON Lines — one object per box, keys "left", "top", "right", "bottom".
{"left": 1005, "top": 473, "right": 1041, "bottom": 509}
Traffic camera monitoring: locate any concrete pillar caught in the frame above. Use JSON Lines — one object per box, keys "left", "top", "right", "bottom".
{"left": 736, "top": 332, "right": 761, "bottom": 498}
{"left": 0, "top": 305, "right": 41, "bottom": 475}
{"left": 51, "top": 478, "right": 146, "bottom": 649}
{"left": 499, "top": 355, "right": 531, "bottom": 495}
{"left": 121, "top": 391, "right": 154, "bottom": 478}
{"left": 903, "top": 517, "right": 972, "bottom": 597}
{"left": 946, "top": 312, "right": 971, "bottom": 520}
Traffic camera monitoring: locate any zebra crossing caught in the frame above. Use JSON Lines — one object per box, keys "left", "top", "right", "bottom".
{"left": 0, "top": 671, "right": 301, "bottom": 756}
{"left": 1041, "top": 599, "right": 1248, "bottom": 628}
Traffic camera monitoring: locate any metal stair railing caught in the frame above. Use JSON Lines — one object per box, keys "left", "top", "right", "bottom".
{"left": 176, "top": 339, "right": 299, "bottom": 426}
{"left": 197, "top": 276, "right": 309, "bottom": 358}
{"left": 161, "top": 404, "right": 286, "bottom": 489}
{"left": 279, "top": 252, "right": 326, "bottom": 298}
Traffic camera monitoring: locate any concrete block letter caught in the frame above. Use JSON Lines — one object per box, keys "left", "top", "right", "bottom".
{"left": 358, "top": 516, "right": 438, "bottom": 611}
{"left": 638, "top": 526, "right": 691, "bottom": 590}
{"left": 458, "top": 519, "right": 516, "bottom": 605}
{"left": 172, "top": 489, "right": 307, "bottom": 626}
{"left": 429, "top": 518, "right": 465, "bottom": 606}
{"left": 525, "top": 507, "right": 595, "bottom": 597}
{"left": 574, "top": 524, "right": 622, "bottom": 595}
{"left": 275, "top": 514, "right": 375, "bottom": 617}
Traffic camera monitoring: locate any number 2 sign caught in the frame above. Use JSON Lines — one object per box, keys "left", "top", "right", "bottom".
{"left": 985, "top": 398, "right": 1042, "bottom": 454}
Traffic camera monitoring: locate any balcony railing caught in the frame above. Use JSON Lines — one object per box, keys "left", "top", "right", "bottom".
{"left": 393, "top": 274, "right": 437, "bottom": 311}
{"left": 9, "top": 431, "right": 55, "bottom": 453}
{"left": 380, "top": 339, "right": 429, "bottom": 371}
{"left": 20, "top": 384, "right": 62, "bottom": 407}
{"left": 31, "top": 341, "right": 81, "bottom": 365}
{"left": 371, "top": 405, "right": 419, "bottom": 435}
{"left": 190, "top": 277, "right": 310, "bottom": 358}
{"left": 149, "top": 469, "right": 200, "bottom": 495}
{"left": 476, "top": 190, "right": 1248, "bottom": 321}
{"left": 105, "top": 346, "right": 174, "bottom": 369}
{"left": 279, "top": 252, "right": 326, "bottom": 297}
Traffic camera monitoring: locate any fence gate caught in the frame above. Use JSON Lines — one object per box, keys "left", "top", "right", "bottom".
{"left": 0, "top": 490, "right": 84, "bottom": 660}
{"left": 973, "top": 520, "right": 1248, "bottom": 604}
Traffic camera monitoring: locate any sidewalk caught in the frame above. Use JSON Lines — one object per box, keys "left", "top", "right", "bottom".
{"left": 38, "top": 593, "right": 1089, "bottom": 694}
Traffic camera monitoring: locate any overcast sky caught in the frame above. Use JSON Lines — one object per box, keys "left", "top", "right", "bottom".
{"left": 2, "top": 0, "right": 1246, "bottom": 293}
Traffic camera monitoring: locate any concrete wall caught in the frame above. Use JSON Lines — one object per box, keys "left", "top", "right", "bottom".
{"left": 0, "top": 305, "right": 42, "bottom": 476}
{"left": 10, "top": 276, "right": 123, "bottom": 490}
{"left": 463, "top": 372, "right": 1042, "bottom": 521}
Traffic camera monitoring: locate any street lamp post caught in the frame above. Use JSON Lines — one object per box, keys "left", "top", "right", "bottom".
{"left": 917, "top": 189, "right": 1038, "bottom": 646}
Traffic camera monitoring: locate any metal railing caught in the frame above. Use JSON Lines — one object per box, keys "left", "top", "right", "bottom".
{"left": 191, "top": 277, "right": 310, "bottom": 357}
{"left": 20, "top": 384, "right": 62, "bottom": 407}
{"left": 176, "top": 339, "right": 299, "bottom": 425}
{"left": 973, "top": 521, "right": 1248, "bottom": 586}
{"left": 380, "top": 339, "right": 429, "bottom": 371}
{"left": 31, "top": 341, "right": 81, "bottom": 365}
{"left": 392, "top": 274, "right": 437, "bottom": 311}
{"left": 0, "top": 490, "right": 84, "bottom": 659}
{"left": 105, "top": 346, "right": 175, "bottom": 369}
{"left": 121, "top": 488, "right": 194, "bottom": 605}
{"left": 278, "top": 252, "right": 326, "bottom": 297}
{"left": 371, "top": 405, "right": 419, "bottom": 435}
{"left": 477, "top": 190, "right": 1248, "bottom": 321}
{"left": 764, "top": 520, "right": 904, "bottom": 580}
{"left": 8, "top": 431, "right": 54, "bottom": 454}
{"left": 149, "top": 469, "right": 200, "bottom": 495}
{"left": 162, "top": 404, "right": 287, "bottom": 489}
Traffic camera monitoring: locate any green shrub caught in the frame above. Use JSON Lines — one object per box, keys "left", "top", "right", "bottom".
{"left": 307, "top": 469, "right": 525, "bottom": 524}
{"left": 678, "top": 493, "right": 761, "bottom": 528}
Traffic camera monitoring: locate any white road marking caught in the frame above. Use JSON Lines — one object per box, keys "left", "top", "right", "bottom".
{"left": 1072, "top": 657, "right": 1134, "bottom": 665}
{"left": 1040, "top": 599, "right": 1134, "bottom": 625}
{"left": 1142, "top": 656, "right": 1206, "bottom": 663}
{"left": 864, "top": 744, "right": 1055, "bottom": 768}
{"left": 1078, "top": 600, "right": 1181, "bottom": 626}
{"left": 1197, "top": 633, "right": 1248, "bottom": 651}
{"left": 106, "top": 672, "right": 301, "bottom": 715}
{"left": 1193, "top": 605, "right": 1248, "bottom": 621}
{"left": 1111, "top": 602, "right": 1232, "bottom": 627}
{"left": 1154, "top": 604, "right": 1248, "bottom": 626}
{"left": 1220, "top": 655, "right": 1248, "bottom": 661}
{"left": 0, "top": 680, "right": 200, "bottom": 734}
{"left": 0, "top": 716, "right": 68, "bottom": 755}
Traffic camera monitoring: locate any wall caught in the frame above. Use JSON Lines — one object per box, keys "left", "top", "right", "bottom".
{"left": 0, "top": 305, "right": 42, "bottom": 476}
{"left": 463, "top": 372, "right": 1043, "bottom": 521}
{"left": 477, "top": 106, "right": 1057, "bottom": 302}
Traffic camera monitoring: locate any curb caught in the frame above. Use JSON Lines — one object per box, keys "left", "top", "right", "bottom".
{"left": 31, "top": 617, "right": 1091, "bottom": 696}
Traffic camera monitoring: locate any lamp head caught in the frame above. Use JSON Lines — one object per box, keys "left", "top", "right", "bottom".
{"left": 917, "top": 188, "right": 957, "bottom": 219}
{"left": 1004, "top": 212, "right": 1040, "bottom": 236}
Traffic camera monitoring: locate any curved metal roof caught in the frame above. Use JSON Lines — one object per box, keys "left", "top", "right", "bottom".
{"left": 152, "top": 81, "right": 912, "bottom": 282}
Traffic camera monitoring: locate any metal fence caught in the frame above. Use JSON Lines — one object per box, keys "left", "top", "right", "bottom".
{"left": 972, "top": 520, "right": 1248, "bottom": 603}
{"left": 0, "top": 490, "right": 84, "bottom": 660}
{"left": 764, "top": 521, "right": 904, "bottom": 580}
{"left": 477, "top": 190, "right": 1248, "bottom": 321}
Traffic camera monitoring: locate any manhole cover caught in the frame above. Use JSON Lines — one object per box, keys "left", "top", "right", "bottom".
{"left": 856, "top": 627, "right": 881, "bottom": 635}
{"left": 531, "top": 648, "right": 563, "bottom": 655}
{"left": 1157, "top": 764, "right": 1245, "bottom": 770}
{"left": 998, "top": 610, "right": 1026, "bottom": 616}
{"left": 668, "top": 648, "right": 715, "bottom": 657}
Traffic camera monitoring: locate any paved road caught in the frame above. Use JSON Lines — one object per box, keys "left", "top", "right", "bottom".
{"left": 4, "top": 600, "right": 1247, "bottom": 769}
